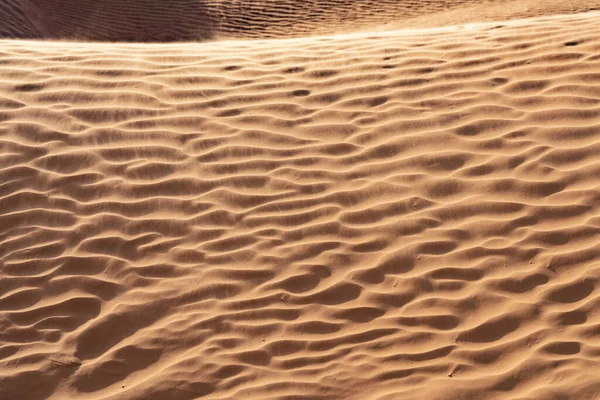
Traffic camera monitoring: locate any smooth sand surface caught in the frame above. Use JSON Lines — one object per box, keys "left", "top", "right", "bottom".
{"left": 2, "top": 4, "right": 600, "bottom": 400}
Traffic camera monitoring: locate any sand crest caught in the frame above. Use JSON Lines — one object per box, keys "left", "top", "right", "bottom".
{"left": 0, "top": 0, "right": 599, "bottom": 41}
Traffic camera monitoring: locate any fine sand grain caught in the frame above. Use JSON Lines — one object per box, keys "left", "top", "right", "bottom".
{"left": 2, "top": 5, "right": 600, "bottom": 400}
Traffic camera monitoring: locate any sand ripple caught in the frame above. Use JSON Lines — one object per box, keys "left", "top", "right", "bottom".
{"left": 2, "top": 10, "right": 600, "bottom": 400}
{"left": 0, "top": 0, "right": 599, "bottom": 40}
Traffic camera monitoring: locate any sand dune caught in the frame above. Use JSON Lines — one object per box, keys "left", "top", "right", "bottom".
{"left": 0, "top": 0, "right": 599, "bottom": 41}
{"left": 2, "top": 6, "right": 600, "bottom": 400}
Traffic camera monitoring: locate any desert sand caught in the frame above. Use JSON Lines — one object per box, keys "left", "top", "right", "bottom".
{"left": 2, "top": 2, "right": 600, "bottom": 400}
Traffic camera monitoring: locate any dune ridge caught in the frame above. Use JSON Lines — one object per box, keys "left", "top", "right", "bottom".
{"left": 0, "top": 0, "right": 599, "bottom": 41}
{"left": 2, "top": 9, "right": 600, "bottom": 400}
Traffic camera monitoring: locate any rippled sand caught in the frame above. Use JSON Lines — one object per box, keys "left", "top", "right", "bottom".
{"left": 2, "top": 4, "right": 600, "bottom": 400}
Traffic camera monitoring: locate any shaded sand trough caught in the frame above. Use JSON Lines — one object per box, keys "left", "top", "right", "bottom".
{"left": 2, "top": 4, "right": 600, "bottom": 400}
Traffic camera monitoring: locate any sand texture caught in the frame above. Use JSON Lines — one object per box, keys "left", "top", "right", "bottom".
{"left": 0, "top": 0, "right": 599, "bottom": 41}
{"left": 2, "top": 6, "right": 600, "bottom": 400}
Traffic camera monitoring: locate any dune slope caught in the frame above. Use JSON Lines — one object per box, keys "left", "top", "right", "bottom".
{"left": 0, "top": 0, "right": 599, "bottom": 41}
{"left": 2, "top": 10, "right": 600, "bottom": 400}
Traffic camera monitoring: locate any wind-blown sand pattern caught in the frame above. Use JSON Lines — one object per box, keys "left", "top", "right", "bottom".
{"left": 2, "top": 6, "right": 600, "bottom": 400}
{"left": 1, "top": 0, "right": 600, "bottom": 41}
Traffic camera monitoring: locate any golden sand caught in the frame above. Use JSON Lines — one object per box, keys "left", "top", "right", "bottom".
{"left": 2, "top": 3, "right": 600, "bottom": 400}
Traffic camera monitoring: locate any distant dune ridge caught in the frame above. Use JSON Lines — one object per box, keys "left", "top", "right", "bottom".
{"left": 0, "top": 0, "right": 600, "bottom": 41}
{"left": 3, "top": 2, "right": 600, "bottom": 400}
